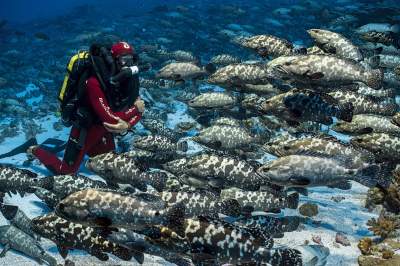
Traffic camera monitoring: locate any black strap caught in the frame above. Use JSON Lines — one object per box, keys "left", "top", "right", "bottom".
{"left": 90, "top": 54, "right": 109, "bottom": 93}
{"left": 77, "top": 128, "right": 88, "bottom": 149}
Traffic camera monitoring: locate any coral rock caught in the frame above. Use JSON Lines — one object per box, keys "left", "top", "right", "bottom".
{"left": 358, "top": 237, "right": 373, "bottom": 255}
{"left": 299, "top": 203, "right": 319, "bottom": 217}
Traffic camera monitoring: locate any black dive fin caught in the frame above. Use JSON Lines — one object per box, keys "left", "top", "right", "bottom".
{"left": 0, "top": 138, "right": 37, "bottom": 159}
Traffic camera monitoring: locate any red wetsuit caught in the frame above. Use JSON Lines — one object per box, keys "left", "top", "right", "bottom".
{"left": 33, "top": 76, "right": 142, "bottom": 174}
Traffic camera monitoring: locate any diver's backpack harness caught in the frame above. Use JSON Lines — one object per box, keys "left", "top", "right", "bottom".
{"left": 58, "top": 45, "right": 114, "bottom": 165}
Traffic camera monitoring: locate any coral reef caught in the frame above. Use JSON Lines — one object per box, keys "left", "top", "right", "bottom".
{"left": 367, "top": 211, "right": 400, "bottom": 239}
{"left": 299, "top": 203, "right": 319, "bottom": 217}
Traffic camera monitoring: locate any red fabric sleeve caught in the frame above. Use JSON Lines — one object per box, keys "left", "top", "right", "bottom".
{"left": 86, "top": 77, "right": 142, "bottom": 125}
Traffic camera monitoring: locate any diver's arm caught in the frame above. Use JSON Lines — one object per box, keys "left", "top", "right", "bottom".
{"left": 86, "top": 77, "right": 135, "bottom": 123}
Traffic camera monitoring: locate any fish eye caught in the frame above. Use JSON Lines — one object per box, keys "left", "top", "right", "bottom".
{"left": 283, "top": 146, "right": 290, "bottom": 150}
{"left": 262, "top": 167, "right": 270, "bottom": 172}
{"left": 155, "top": 211, "right": 160, "bottom": 216}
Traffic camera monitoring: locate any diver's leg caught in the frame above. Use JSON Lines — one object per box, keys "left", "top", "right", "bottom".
{"left": 86, "top": 131, "right": 116, "bottom": 157}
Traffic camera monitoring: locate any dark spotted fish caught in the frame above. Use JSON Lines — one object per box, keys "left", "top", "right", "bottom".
{"left": 85, "top": 152, "right": 168, "bottom": 191}
{"left": 220, "top": 188, "right": 299, "bottom": 213}
{"left": 0, "top": 165, "right": 53, "bottom": 196}
{"left": 55, "top": 189, "right": 184, "bottom": 230}
{"left": 282, "top": 89, "right": 354, "bottom": 124}
{"left": 267, "top": 55, "right": 384, "bottom": 89}
{"left": 160, "top": 191, "right": 241, "bottom": 218}
{"left": 351, "top": 133, "right": 400, "bottom": 163}
{"left": 234, "top": 215, "right": 301, "bottom": 238}
{"left": 0, "top": 204, "right": 39, "bottom": 240}
{"left": 328, "top": 89, "right": 398, "bottom": 116}
{"left": 31, "top": 213, "right": 141, "bottom": 262}
{"left": 0, "top": 225, "right": 57, "bottom": 266}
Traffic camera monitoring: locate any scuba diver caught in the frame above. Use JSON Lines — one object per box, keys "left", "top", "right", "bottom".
{"left": 23, "top": 41, "right": 145, "bottom": 175}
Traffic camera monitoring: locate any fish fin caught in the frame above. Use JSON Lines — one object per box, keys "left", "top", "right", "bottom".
{"left": 327, "top": 181, "right": 352, "bottom": 190}
{"left": 366, "top": 68, "right": 383, "bottom": 89}
{"left": 0, "top": 243, "right": 10, "bottom": 257}
{"left": 337, "top": 102, "right": 354, "bottom": 122}
{"left": 289, "top": 177, "right": 311, "bottom": 186}
{"left": 220, "top": 199, "right": 241, "bottom": 217}
{"left": 295, "top": 47, "right": 307, "bottom": 55}
{"left": 357, "top": 127, "right": 374, "bottom": 134}
{"left": 92, "top": 250, "right": 109, "bottom": 261}
{"left": 281, "top": 216, "right": 301, "bottom": 232}
{"left": 391, "top": 118, "right": 400, "bottom": 127}
{"left": 303, "top": 70, "right": 324, "bottom": 80}
{"left": 287, "top": 193, "right": 300, "bottom": 209}
{"left": 268, "top": 208, "right": 282, "bottom": 213}
{"left": 288, "top": 187, "right": 308, "bottom": 196}
{"left": 93, "top": 217, "right": 113, "bottom": 227}
{"left": 0, "top": 204, "right": 18, "bottom": 220}
{"left": 57, "top": 245, "right": 68, "bottom": 258}
{"left": 0, "top": 243, "right": 12, "bottom": 258}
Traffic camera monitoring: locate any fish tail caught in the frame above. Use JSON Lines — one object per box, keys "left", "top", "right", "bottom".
{"left": 286, "top": 192, "right": 299, "bottom": 209}
{"left": 336, "top": 102, "right": 354, "bottom": 122}
{"left": 176, "top": 139, "right": 189, "bottom": 152}
{"left": 294, "top": 47, "right": 307, "bottom": 55}
{"left": 390, "top": 24, "right": 400, "bottom": 33}
{"left": 297, "top": 245, "right": 330, "bottom": 266}
{"left": 0, "top": 204, "right": 18, "bottom": 220}
{"left": 112, "top": 245, "right": 135, "bottom": 262}
{"left": 354, "top": 164, "right": 380, "bottom": 187}
{"left": 364, "top": 68, "right": 383, "bottom": 89}
{"left": 42, "top": 253, "right": 58, "bottom": 266}
{"left": 281, "top": 216, "right": 301, "bottom": 232}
